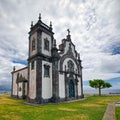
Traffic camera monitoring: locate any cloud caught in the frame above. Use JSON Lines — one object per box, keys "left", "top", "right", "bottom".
{"left": 0, "top": 0, "right": 120, "bottom": 90}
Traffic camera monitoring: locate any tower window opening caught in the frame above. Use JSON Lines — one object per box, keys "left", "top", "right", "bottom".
{"left": 44, "top": 38, "right": 49, "bottom": 51}
{"left": 32, "top": 38, "right": 35, "bottom": 51}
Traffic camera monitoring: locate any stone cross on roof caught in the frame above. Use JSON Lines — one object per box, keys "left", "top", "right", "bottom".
{"left": 67, "top": 29, "right": 70, "bottom": 35}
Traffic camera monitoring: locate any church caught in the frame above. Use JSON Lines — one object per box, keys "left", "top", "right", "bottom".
{"left": 11, "top": 14, "right": 84, "bottom": 104}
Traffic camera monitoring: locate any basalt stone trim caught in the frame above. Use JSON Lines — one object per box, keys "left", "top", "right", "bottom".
{"left": 59, "top": 55, "right": 79, "bottom": 73}
{"left": 36, "top": 57, "right": 42, "bottom": 103}
{"left": 28, "top": 97, "right": 56, "bottom": 104}
{"left": 51, "top": 96, "right": 60, "bottom": 103}
{"left": 76, "top": 82, "right": 79, "bottom": 99}
{"left": 27, "top": 96, "right": 84, "bottom": 104}
{"left": 37, "top": 30, "right": 42, "bottom": 54}
{"left": 78, "top": 60, "right": 84, "bottom": 97}
{"left": 59, "top": 39, "right": 77, "bottom": 56}
{"left": 28, "top": 35, "right": 31, "bottom": 58}
{"left": 21, "top": 95, "right": 27, "bottom": 99}
{"left": 27, "top": 62, "right": 30, "bottom": 101}
{"left": 64, "top": 71, "right": 79, "bottom": 100}
{"left": 12, "top": 95, "right": 27, "bottom": 99}
{"left": 11, "top": 95, "right": 18, "bottom": 98}
{"left": 59, "top": 70, "right": 81, "bottom": 77}
{"left": 27, "top": 55, "right": 43, "bottom": 104}
{"left": 64, "top": 72, "right": 67, "bottom": 100}
{"left": 59, "top": 98, "right": 66, "bottom": 102}
{"left": 42, "top": 98, "right": 52, "bottom": 104}
{"left": 80, "top": 74, "right": 84, "bottom": 97}
{"left": 76, "top": 93, "right": 84, "bottom": 99}
{"left": 65, "top": 77, "right": 78, "bottom": 100}
{"left": 29, "top": 22, "right": 54, "bottom": 37}
{"left": 28, "top": 53, "right": 52, "bottom": 62}
{"left": 77, "top": 58, "right": 84, "bottom": 97}
{"left": 27, "top": 97, "right": 43, "bottom": 104}
{"left": 27, "top": 97, "right": 38, "bottom": 104}
{"left": 52, "top": 57, "right": 60, "bottom": 103}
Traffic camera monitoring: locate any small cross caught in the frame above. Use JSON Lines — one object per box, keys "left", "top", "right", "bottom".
{"left": 39, "top": 13, "right": 41, "bottom": 20}
{"left": 50, "top": 21, "right": 52, "bottom": 27}
{"left": 67, "top": 29, "right": 70, "bottom": 35}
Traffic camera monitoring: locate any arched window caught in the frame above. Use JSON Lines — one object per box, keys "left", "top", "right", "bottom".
{"left": 67, "top": 60, "right": 74, "bottom": 72}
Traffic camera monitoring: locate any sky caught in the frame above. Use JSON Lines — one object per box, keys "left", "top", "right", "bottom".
{"left": 0, "top": 0, "right": 120, "bottom": 91}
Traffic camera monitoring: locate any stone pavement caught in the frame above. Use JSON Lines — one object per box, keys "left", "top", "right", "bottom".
{"left": 102, "top": 103, "right": 116, "bottom": 120}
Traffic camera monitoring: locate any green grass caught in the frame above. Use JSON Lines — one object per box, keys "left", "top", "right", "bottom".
{"left": 0, "top": 94, "right": 120, "bottom": 120}
{"left": 116, "top": 106, "right": 120, "bottom": 120}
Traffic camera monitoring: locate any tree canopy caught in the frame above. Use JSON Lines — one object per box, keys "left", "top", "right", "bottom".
{"left": 89, "top": 79, "right": 112, "bottom": 96}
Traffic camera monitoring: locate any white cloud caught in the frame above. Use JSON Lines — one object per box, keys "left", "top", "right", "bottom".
{"left": 0, "top": 0, "right": 120, "bottom": 89}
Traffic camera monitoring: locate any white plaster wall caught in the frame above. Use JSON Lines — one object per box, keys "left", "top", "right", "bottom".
{"left": 30, "top": 32, "right": 37, "bottom": 57}
{"left": 78, "top": 77, "right": 82, "bottom": 96}
{"left": 64, "top": 41, "right": 69, "bottom": 55}
{"left": 12, "top": 67, "right": 28, "bottom": 96}
{"left": 12, "top": 73, "right": 18, "bottom": 96}
{"left": 41, "top": 32, "right": 51, "bottom": 56}
{"left": 18, "top": 83, "right": 22, "bottom": 97}
{"left": 29, "top": 61, "right": 36, "bottom": 99}
{"left": 25, "top": 83, "right": 27, "bottom": 95}
{"left": 58, "top": 58, "right": 78, "bottom": 98}
{"left": 42, "top": 61, "right": 52, "bottom": 99}
{"left": 59, "top": 74, "right": 65, "bottom": 98}
{"left": 71, "top": 45, "right": 76, "bottom": 57}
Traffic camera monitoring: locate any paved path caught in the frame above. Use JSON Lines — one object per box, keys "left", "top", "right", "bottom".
{"left": 102, "top": 103, "right": 116, "bottom": 120}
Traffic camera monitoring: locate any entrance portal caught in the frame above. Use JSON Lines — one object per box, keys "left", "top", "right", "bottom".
{"left": 69, "top": 80, "right": 75, "bottom": 98}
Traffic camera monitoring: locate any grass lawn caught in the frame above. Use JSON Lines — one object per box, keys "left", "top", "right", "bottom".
{"left": 0, "top": 94, "right": 120, "bottom": 120}
{"left": 116, "top": 106, "right": 120, "bottom": 120}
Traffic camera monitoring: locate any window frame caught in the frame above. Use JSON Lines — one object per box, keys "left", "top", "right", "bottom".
{"left": 31, "top": 61, "right": 35, "bottom": 70}
{"left": 32, "top": 38, "right": 35, "bottom": 51}
{"left": 67, "top": 60, "right": 74, "bottom": 72}
{"left": 44, "top": 64, "right": 50, "bottom": 77}
{"left": 44, "top": 38, "right": 49, "bottom": 51}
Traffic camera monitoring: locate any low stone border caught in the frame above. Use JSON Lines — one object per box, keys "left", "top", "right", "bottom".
{"left": 24, "top": 98, "right": 86, "bottom": 106}
{"left": 102, "top": 103, "right": 116, "bottom": 120}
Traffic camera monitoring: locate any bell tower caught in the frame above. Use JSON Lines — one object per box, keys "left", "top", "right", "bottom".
{"left": 28, "top": 14, "right": 54, "bottom": 103}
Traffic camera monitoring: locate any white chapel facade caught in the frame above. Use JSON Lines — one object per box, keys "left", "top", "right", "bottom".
{"left": 11, "top": 14, "right": 84, "bottom": 104}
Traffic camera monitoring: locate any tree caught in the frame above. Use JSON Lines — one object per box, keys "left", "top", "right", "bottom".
{"left": 89, "top": 79, "right": 112, "bottom": 96}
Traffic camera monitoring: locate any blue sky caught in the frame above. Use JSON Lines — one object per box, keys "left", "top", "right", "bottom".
{"left": 0, "top": 0, "right": 120, "bottom": 91}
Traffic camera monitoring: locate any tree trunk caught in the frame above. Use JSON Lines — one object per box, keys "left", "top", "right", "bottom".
{"left": 99, "top": 88, "right": 101, "bottom": 96}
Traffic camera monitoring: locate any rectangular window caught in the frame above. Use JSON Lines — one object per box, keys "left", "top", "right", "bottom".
{"left": 44, "top": 38, "right": 49, "bottom": 51}
{"left": 32, "top": 39, "right": 35, "bottom": 51}
{"left": 31, "top": 61, "right": 34, "bottom": 70}
{"left": 44, "top": 65, "right": 50, "bottom": 77}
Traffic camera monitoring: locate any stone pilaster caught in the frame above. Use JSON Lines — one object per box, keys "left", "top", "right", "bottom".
{"left": 36, "top": 56, "right": 43, "bottom": 103}
{"left": 51, "top": 39, "right": 60, "bottom": 103}
{"left": 78, "top": 54, "right": 84, "bottom": 98}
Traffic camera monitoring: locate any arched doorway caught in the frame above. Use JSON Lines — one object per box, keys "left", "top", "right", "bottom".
{"left": 69, "top": 80, "right": 75, "bottom": 98}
